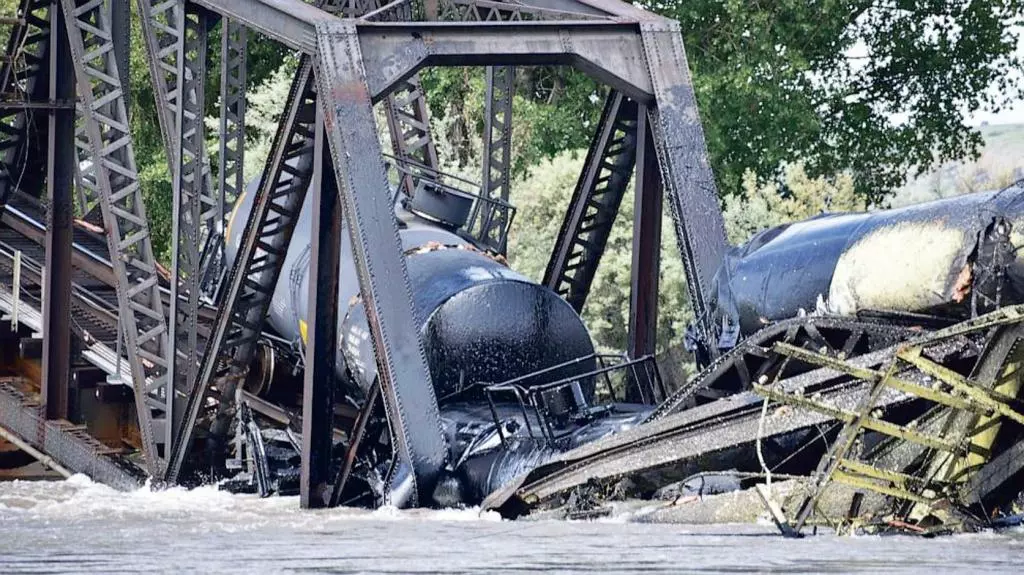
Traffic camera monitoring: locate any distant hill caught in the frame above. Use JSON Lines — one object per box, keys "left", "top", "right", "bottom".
{"left": 891, "top": 123, "right": 1024, "bottom": 207}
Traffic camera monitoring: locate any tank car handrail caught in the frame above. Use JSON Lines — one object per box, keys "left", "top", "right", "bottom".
{"left": 480, "top": 353, "right": 664, "bottom": 446}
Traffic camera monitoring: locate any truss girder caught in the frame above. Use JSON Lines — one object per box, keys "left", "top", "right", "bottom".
{"left": 471, "top": 64, "right": 513, "bottom": 252}
{"left": 136, "top": 0, "right": 216, "bottom": 231}
{"left": 166, "top": 58, "right": 320, "bottom": 483}
{"left": 217, "top": 17, "right": 246, "bottom": 217}
{"left": 135, "top": 0, "right": 182, "bottom": 178}
{"left": 544, "top": 91, "right": 637, "bottom": 311}
{"left": 383, "top": 75, "right": 438, "bottom": 196}
{"left": 314, "top": 20, "right": 446, "bottom": 505}
{"left": 0, "top": 0, "right": 52, "bottom": 207}
{"left": 62, "top": 0, "right": 170, "bottom": 475}
{"left": 167, "top": 5, "right": 211, "bottom": 444}
{"left": 194, "top": 16, "right": 247, "bottom": 298}
{"left": 365, "top": 0, "right": 611, "bottom": 22}
{"left": 437, "top": 0, "right": 585, "bottom": 22}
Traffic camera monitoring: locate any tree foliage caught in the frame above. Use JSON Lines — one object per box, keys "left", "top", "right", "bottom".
{"left": 657, "top": 0, "right": 1023, "bottom": 202}
{"left": 419, "top": 67, "right": 605, "bottom": 179}
{"left": 423, "top": 1, "right": 1023, "bottom": 204}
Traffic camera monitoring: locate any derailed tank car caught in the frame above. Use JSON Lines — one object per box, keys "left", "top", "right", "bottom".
{"left": 223, "top": 180, "right": 660, "bottom": 504}
{"left": 700, "top": 188, "right": 1024, "bottom": 357}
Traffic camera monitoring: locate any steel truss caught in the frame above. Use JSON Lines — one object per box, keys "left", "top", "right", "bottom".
{"left": 166, "top": 0, "right": 443, "bottom": 485}
{"left": 202, "top": 16, "right": 246, "bottom": 299}
{"left": 383, "top": 75, "right": 437, "bottom": 197}
{"left": 471, "top": 64, "right": 514, "bottom": 253}
{"left": 164, "top": 0, "right": 727, "bottom": 501}
{"left": 62, "top": 0, "right": 171, "bottom": 475}
{"left": 0, "top": 0, "right": 727, "bottom": 503}
{"left": 167, "top": 57, "right": 319, "bottom": 483}
{"left": 136, "top": 0, "right": 215, "bottom": 223}
{"left": 544, "top": 91, "right": 638, "bottom": 311}
{"left": 167, "top": 4, "right": 211, "bottom": 445}
{"left": 217, "top": 18, "right": 245, "bottom": 224}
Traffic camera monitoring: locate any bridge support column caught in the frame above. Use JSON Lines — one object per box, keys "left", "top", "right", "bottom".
{"left": 300, "top": 103, "right": 342, "bottom": 509}
{"left": 41, "top": 0, "right": 75, "bottom": 421}
{"left": 627, "top": 106, "right": 662, "bottom": 363}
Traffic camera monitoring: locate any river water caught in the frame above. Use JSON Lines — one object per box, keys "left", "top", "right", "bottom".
{"left": 1, "top": 475, "right": 1021, "bottom": 573}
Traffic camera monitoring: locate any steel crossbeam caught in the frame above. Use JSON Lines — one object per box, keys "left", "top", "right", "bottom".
{"left": 61, "top": 0, "right": 171, "bottom": 475}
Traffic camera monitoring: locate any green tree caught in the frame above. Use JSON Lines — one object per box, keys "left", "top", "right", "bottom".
{"left": 422, "top": 2, "right": 1023, "bottom": 203}
{"left": 419, "top": 67, "right": 605, "bottom": 179}
{"left": 656, "top": 0, "right": 1023, "bottom": 202}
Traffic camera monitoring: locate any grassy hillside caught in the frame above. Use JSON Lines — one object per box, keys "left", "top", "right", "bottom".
{"left": 892, "top": 123, "right": 1024, "bottom": 207}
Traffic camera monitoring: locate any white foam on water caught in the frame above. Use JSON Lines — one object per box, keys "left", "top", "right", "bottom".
{"left": 0, "top": 474, "right": 503, "bottom": 529}
{"left": 2, "top": 476, "right": 1022, "bottom": 573}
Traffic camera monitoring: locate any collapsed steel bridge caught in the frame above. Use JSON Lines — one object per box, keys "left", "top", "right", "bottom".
{"left": 0, "top": 0, "right": 728, "bottom": 507}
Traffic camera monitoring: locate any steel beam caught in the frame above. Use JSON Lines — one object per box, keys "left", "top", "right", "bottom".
{"left": 315, "top": 20, "right": 447, "bottom": 506}
{"left": 626, "top": 106, "right": 661, "bottom": 365}
{"left": 136, "top": 0, "right": 217, "bottom": 233}
{"left": 544, "top": 91, "right": 637, "bottom": 311}
{"left": 300, "top": 104, "right": 341, "bottom": 509}
{"left": 111, "top": 0, "right": 129, "bottom": 105}
{"left": 62, "top": 0, "right": 171, "bottom": 475}
{"left": 41, "top": 0, "right": 74, "bottom": 421}
{"left": 167, "top": 59, "right": 320, "bottom": 483}
{"left": 167, "top": 5, "right": 210, "bottom": 446}
{"left": 135, "top": 0, "right": 183, "bottom": 178}
{"left": 639, "top": 20, "right": 727, "bottom": 344}
{"left": 217, "top": 18, "right": 246, "bottom": 226}
{"left": 357, "top": 21, "right": 654, "bottom": 103}
{"left": 191, "top": 0, "right": 333, "bottom": 53}
{"left": 471, "top": 64, "right": 514, "bottom": 253}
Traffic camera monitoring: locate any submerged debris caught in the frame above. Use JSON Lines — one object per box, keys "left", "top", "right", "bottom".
{"left": 483, "top": 186, "right": 1024, "bottom": 537}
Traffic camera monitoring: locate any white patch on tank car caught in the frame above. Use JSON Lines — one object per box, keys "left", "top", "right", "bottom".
{"left": 827, "top": 221, "right": 967, "bottom": 315}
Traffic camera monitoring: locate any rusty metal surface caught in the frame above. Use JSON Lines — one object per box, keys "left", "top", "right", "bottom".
{"left": 314, "top": 20, "right": 447, "bottom": 505}
{"left": 0, "top": 381, "right": 142, "bottom": 491}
